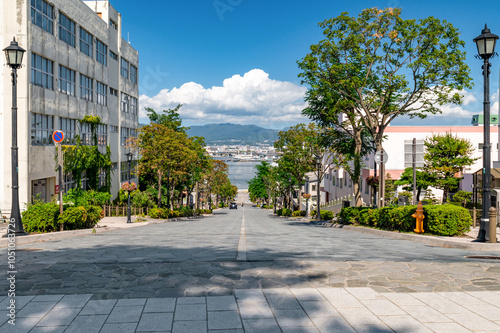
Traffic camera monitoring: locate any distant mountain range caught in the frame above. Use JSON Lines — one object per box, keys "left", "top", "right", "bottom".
{"left": 186, "top": 123, "right": 280, "bottom": 145}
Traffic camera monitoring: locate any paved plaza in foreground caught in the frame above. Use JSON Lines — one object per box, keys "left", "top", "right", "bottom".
{"left": 1, "top": 206, "right": 500, "bottom": 332}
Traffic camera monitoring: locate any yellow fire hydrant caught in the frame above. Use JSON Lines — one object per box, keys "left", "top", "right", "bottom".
{"left": 412, "top": 201, "right": 425, "bottom": 234}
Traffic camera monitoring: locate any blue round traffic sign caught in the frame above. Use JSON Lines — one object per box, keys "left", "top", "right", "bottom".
{"left": 53, "top": 130, "right": 64, "bottom": 143}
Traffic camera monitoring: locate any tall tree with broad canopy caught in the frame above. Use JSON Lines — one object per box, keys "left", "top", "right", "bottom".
{"left": 298, "top": 7, "right": 472, "bottom": 204}
{"left": 423, "top": 132, "right": 477, "bottom": 203}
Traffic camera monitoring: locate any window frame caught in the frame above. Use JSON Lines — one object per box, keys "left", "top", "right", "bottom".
{"left": 96, "top": 81, "right": 107, "bottom": 106}
{"left": 120, "top": 58, "right": 129, "bottom": 79}
{"left": 79, "top": 27, "right": 93, "bottom": 58}
{"left": 79, "top": 74, "right": 93, "bottom": 102}
{"left": 31, "top": 113, "right": 54, "bottom": 146}
{"left": 58, "top": 65, "right": 76, "bottom": 96}
{"left": 96, "top": 39, "right": 107, "bottom": 66}
{"left": 31, "top": 53, "right": 54, "bottom": 90}
{"left": 58, "top": 11, "right": 75, "bottom": 46}
{"left": 31, "top": 0, "right": 54, "bottom": 34}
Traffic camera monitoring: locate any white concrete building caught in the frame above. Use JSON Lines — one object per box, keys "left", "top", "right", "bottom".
{"left": 1, "top": 0, "right": 139, "bottom": 210}
{"left": 322, "top": 125, "right": 500, "bottom": 206}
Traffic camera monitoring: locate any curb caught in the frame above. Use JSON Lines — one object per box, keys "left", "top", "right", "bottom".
{"left": 330, "top": 224, "right": 500, "bottom": 252}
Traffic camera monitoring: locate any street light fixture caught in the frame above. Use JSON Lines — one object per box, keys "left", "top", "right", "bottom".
{"left": 126, "top": 152, "right": 133, "bottom": 224}
{"left": 474, "top": 25, "right": 498, "bottom": 242}
{"left": 315, "top": 154, "right": 321, "bottom": 221}
{"left": 3, "top": 37, "right": 27, "bottom": 236}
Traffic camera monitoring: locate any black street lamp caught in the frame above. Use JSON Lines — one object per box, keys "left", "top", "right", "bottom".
{"left": 288, "top": 177, "right": 292, "bottom": 210}
{"left": 315, "top": 155, "right": 322, "bottom": 221}
{"left": 474, "top": 25, "right": 498, "bottom": 242}
{"left": 305, "top": 176, "right": 309, "bottom": 218}
{"left": 3, "top": 37, "right": 27, "bottom": 236}
{"left": 126, "top": 152, "right": 133, "bottom": 223}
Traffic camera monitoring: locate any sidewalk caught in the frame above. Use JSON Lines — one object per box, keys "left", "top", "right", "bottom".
{"left": 2, "top": 287, "right": 500, "bottom": 332}
{"left": 0, "top": 215, "right": 195, "bottom": 248}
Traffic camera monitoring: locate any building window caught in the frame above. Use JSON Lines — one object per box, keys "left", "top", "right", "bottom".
{"left": 130, "top": 128, "right": 137, "bottom": 138}
{"left": 80, "top": 74, "right": 93, "bottom": 101}
{"left": 80, "top": 122, "right": 92, "bottom": 145}
{"left": 110, "top": 51, "right": 118, "bottom": 61}
{"left": 59, "top": 117, "right": 76, "bottom": 145}
{"left": 109, "top": 19, "right": 118, "bottom": 30}
{"left": 96, "top": 39, "right": 107, "bottom": 66}
{"left": 31, "top": 53, "right": 54, "bottom": 89}
{"left": 58, "top": 65, "right": 75, "bottom": 96}
{"left": 121, "top": 160, "right": 137, "bottom": 182}
{"left": 31, "top": 113, "right": 53, "bottom": 145}
{"left": 311, "top": 184, "right": 316, "bottom": 191}
{"left": 96, "top": 81, "right": 107, "bottom": 106}
{"left": 121, "top": 127, "right": 129, "bottom": 146}
{"left": 63, "top": 172, "right": 76, "bottom": 193}
{"left": 130, "top": 65, "right": 138, "bottom": 84}
{"left": 97, "top": 124, "right": 107, "bottom": 146}
{"left": 110, "top": 125, "right": 118, "bottom": 133}
{"left": 110, "top": 87, "right": 118, "bottom": 96}
{"left": 121, "top": 58, "right": 129, "bottom": 79}
{"left": 31, "top": 0, "right": 53, "bottom": 34}
{"left": 98, "top": 169, "right": 107, "bottom": 189}
{"left": 121, "top": 93, "right": 129, "bottom": 113}
{"left": 79, "top": 27, "right": 93, "bottom": 58}
{"left": 58, "top": 12, "right": 75, "bottom": 47}
{"left": 130, "top": 96, "right": 138, "bottom": 115}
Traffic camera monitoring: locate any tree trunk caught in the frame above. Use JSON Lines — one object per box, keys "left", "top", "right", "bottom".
{"left": 157, "top": 172, "right": 162, "bottom": 208}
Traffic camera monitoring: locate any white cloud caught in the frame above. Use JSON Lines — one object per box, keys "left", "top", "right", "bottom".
{"left": 139, "top": 69, "right": 307, "bottom": 129}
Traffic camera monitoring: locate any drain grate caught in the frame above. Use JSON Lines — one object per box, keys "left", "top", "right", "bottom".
{"left": 466, "top": 256, "right": 500, "bottom": 260}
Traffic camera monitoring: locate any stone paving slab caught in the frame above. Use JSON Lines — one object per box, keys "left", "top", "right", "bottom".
{"left": 2, "top": 288, "right": 500, "bottom": 332}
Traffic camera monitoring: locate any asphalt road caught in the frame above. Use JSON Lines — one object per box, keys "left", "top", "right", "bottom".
{"left": 2, "top": 206, "right": 499, "bottom": 299}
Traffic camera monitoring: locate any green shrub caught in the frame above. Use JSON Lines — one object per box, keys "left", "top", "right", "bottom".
{"left": 292, "top": 210, "right": 306, "bottom": 217}
{"left": 59, "top": 206, "right": 88, "bottom": 229}
{"left": 423, "top": 204, "right": 472, "bottom": 236}
{"left": 64, "top": 189, "right": 111, "bottom": 207}
{"left": 277, "top": 208, "right": 292, "bottom": 216}
{"left": 84, "top": 206, "right": 103, "bottom": 228}
{"left": 311, "top": 210, "right": 334, "bottom": 220}
{"left": 177, "top": 206, "right": 193, "bottom": 217}
{"left": 148, "top": 208, "right": 163, "bottom": 219}
{"left": 196, "top": 209, "right": 212, "bottom": 215}
{"left": 22, "top": 203, "right": 61, "bottom": 233}
{"left": 338, "top": 207, "right": 369, "bottom": 224}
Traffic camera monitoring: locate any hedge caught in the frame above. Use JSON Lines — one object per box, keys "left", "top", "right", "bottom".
{"left": 338, "top": 204, "right": 472, "bottom": 236}
{"left": 277, "top": 208, "right": 292, "bottom": 216}
{"left": 292, "top": 210, "right": 306, "bottom": 217}
{"left": 22, "top": 203, "right": 102, "bottom": 233}
{"left": 311, "top": 210, "right": 334, "bottom": 220}
{"left": 148, "top": 207, "right": 203, "bottom": 219}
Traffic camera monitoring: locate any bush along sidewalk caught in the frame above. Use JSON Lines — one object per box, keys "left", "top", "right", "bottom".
{"left": 338, "top": 204, "right": 472, "bottom": 237}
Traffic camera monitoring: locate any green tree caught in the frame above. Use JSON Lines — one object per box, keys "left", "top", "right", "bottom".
{"left": 248, "top": 162, "right": 272, "bottom": 204}
{"left": 298, "top": 7, "right": 472, "bottom": 203}
{"left": 138, "top": 123, "right": 193, "bottom": 208}
{"left": 145, "top": 104, "right": 188, "bottom": 133}
{"left": 423, "top": 132, "right": 477, "bottom": 203}
{"left": 394, "top": 167, "right": 435, "bottom": 202}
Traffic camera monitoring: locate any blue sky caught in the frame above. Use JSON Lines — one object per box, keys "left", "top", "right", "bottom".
{"left": 110, "top": 0, "right": 500, "bottom": 129}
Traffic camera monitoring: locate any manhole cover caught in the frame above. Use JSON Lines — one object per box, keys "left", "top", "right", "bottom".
{"left": 17, "top": 249, "right": 43, "bottom": 252}
{"left": 466, "top": 256, "right": 500, "bottom": 260}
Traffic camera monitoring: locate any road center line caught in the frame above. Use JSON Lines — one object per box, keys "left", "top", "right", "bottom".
{"left": 236, "top": 212, "right": 247, "bottom": 261}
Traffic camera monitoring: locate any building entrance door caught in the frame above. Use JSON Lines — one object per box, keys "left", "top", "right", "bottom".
{"left": 32, "top": 178, "right": 47, "bottom": 202}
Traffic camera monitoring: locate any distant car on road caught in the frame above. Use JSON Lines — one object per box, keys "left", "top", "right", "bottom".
{"left": 229, "top": 202, "right": 237, "bottom": 209}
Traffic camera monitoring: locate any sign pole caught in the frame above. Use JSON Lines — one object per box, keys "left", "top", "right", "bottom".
{"left": 412, "top": 138, "right": 417, "bottom": 205}
{"left": 380, "top": 150, "right": 385, "bottom": 208}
